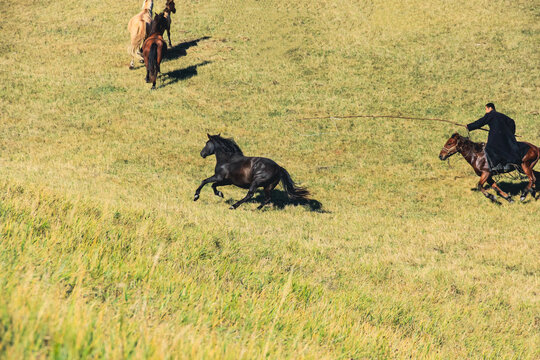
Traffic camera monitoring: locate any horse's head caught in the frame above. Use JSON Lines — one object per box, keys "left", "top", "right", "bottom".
{"left": 166, "top": 0, "right": 176, "bottom": 14}
{"left": 201, "top": 133, "right": 243, "bottom": 158}
{"left": 150, "top": 12, "right": 168, "bottom": 35}
{"left": 439, "top": 133, "right": 462, "bottom": 160}
{"left": 200, "top": 134, "right": 219, "bottom": 158}
{"left": 142, "top": 0, "right": 153, "bottom": 12}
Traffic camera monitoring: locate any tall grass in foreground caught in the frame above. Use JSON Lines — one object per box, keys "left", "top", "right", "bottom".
{"left": 1, "top": 0, "right": 539, "bottom": 358}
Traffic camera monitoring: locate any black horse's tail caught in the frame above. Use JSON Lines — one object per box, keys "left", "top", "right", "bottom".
{"left": 147, "top": 43, "right": 158, "bottom": 85}
{"left": 280, "top": 167, "right": 310, "bottom": 200}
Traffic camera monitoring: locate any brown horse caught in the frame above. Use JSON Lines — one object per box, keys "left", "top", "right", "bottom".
{"left": 162, "top": 0, "right": 176, "bottom": 47}
{"left": 127, "top": 0, "right": 153, "bottom": 69}
{"left": 142, "top": 13, "right": 168, "bottom": 89}
{"left": 439, "top": 133, "right": 539, "bottom": 203}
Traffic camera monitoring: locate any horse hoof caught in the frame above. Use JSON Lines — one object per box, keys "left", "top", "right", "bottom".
{"left": 488, "top": 195, "right": 500, "bottom": 205}
{"left": 520, "top": 195, "right": 526, "bottom": 202}
{"left": 229, "top": 205, "right": 236, "bottom": 210}
{"left": 217, "top": 191, "right": 223, "bottom": 198}
{"left": 506, "top": 197, "right": 514, "bottom": 203}
{"left": 193, "top": 194, "right": 199, "bottom": 201}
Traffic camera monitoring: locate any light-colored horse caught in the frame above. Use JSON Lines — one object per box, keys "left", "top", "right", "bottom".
{"left": 127, "top": 0, "right": 154, "bottom": 69}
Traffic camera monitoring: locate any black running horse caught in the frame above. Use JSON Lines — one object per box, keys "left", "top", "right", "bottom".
{"left": 194, "top": 134, "right": 310, "bottom": 209}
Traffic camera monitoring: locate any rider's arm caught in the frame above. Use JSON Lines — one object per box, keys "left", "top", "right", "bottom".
{"left": 508, "top": 118, "right": 516, "bottom": 135}
{"left": 466, "top": 114, "right": 490, "bottom": 131}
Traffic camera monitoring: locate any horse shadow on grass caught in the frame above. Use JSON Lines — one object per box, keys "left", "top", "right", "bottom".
{"left": 225, "top": 190, "right": 327, "bottom": 212}
{"left": 129, "top": 37, "right": 210, "bottom": 71}
{"left": 160, "top": 61, "right": 212, "bottom": 87}
{"left": 165, "top": 36, "right": 211, "bottom": 62}
{"left": 473, "top": 170, "right": 540, "bottom": 202}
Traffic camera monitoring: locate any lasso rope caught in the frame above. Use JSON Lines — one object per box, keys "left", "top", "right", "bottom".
{"left": 297, "top": 114, "right": 521, "bottom": 137}
{"left": 297, "top": 114, "right": 486, "bottom": 131}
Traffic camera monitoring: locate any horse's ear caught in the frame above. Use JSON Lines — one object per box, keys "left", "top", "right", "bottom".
{"left": 207, "top": 133, "right": 211, "bottom": 139}
{"left": 218, "top": 133, "right": 221, "bottom": 137}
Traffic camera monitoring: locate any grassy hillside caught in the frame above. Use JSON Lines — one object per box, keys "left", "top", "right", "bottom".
{"left": 1, "top": 0, "right": 539, "bottom": 358}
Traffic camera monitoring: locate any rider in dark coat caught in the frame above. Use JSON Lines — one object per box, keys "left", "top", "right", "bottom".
{"left": 466, "top": 103, "right": 521, "bottom": 171}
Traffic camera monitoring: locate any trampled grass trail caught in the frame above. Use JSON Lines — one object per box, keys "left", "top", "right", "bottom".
{"left": 0, "top": 0, "right": 539, "bottom": 358}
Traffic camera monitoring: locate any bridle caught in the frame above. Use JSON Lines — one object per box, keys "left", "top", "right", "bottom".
{"left": 441, "top": 140, "right": 460, "bottom": 158}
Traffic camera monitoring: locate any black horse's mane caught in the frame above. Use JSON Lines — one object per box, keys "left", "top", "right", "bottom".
{"left": 211, "top": 135, "right": 244, "bottom": 155}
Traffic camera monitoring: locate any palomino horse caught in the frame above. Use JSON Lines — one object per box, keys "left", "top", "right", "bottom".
{"left": 142, "top": 13, "right": 168, "bottom": 89}
{"left": 439, "top": 133, "right": 539, "bottom": 203}
{"left": 194, "top": 134, "right": 310, "bottom": 209}
{"left": 127, "top": 0, "right": 153, "bottom": 69}
{"left": 162, "top": 0, "right": 176, "bottom": 47}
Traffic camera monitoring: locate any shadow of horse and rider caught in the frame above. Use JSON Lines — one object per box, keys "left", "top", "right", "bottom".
{"left": 481, "top": 171, "right": 540, "bottom": 203}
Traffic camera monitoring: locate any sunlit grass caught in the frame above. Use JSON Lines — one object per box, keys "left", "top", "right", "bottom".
{"left": 0, "top": 0, "right": 539, "bottom": 358}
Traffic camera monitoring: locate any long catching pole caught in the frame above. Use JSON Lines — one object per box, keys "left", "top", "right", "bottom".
{"left": 297, "top": 114, "right": 490, "bottom": 133}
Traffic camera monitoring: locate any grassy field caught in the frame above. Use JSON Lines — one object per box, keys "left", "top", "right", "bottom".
{"left": 1, "top": 0, "right": 539, "bottom": 358}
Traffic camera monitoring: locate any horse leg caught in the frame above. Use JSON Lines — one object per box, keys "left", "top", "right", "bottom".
{"left": 517, "top": 146, "right": 539, "bottom": 201}
{"left": 256, "top": 189, "right": 272, "bottom": 210}
{"left": 257, "top": 179, "right": 280, "bottom": 210}
{"left": 153, "top": 44, "right": 164, "bottom": 90}
{"left": 137, "top": 48, "right": 144, "bottom": 63}
{"left": 488, "top": 177, "right": 513, "bottom": 203}
{"left": 520, "top": 164, "right": 536, "bottom": 201}
{"left": 478, "top": 172, "right": 500, "bottom": 204}
{"left": 194, "top": 175, "right": 222, "bottom": 201}
{"left": 212, "top": 180, "right": 231, "bottom": 198}
{"left": 167, "top": 28, "right": 172, "bottom": 47}
{"left": 230, "top": 182, "right": 260, "bottom": 210}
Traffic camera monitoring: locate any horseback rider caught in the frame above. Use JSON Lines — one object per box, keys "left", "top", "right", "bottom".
{"left": 466, "top": 103, "right": 521, "bottom": 172}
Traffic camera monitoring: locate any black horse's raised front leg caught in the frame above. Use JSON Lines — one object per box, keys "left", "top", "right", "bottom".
{"left": 194, "top": 175, "right": 222, "bottom": 201}
{"left": 212, "top": 180, "right": 232, "bottom": 198}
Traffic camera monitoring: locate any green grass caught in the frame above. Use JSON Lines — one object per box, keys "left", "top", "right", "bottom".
{"left": 0, "top": 0, "right": 539, "bottom": 358}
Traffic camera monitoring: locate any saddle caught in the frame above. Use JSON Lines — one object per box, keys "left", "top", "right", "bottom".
{"left": 486, "top": 141, "right": 530, "bottom": 175}
{"left": 490, "top": 163, "right": 523, "bottom": 175}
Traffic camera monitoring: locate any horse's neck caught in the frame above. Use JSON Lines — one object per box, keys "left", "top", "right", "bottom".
{"left": 215, "top": 150, "right": 241, "bottom": 164}
{"left": 458, "top": 141, "right": 480, "bottom": 164}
